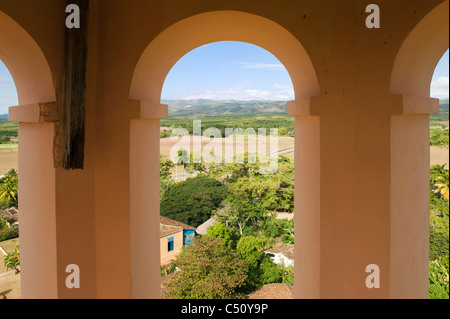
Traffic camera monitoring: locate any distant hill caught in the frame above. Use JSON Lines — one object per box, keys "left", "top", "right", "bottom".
{"left": 430, "top": 99, "right": 449, "bottom": 126}
{"left": 161, "top": 100, "right": 287, "bottom": 116}
{"left": 0, "top": 114, "right": 8, "bottom": 120}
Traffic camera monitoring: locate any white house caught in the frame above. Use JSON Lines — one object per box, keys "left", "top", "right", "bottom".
{"left": 265, "top": 243, "right": 294, "bottom": 267}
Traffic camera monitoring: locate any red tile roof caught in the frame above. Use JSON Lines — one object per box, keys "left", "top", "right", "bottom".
{"left": 247, "top": 283, "right": 294, "bottom": 299}
{"left": 160, "top": 216, "right": 196, "bottom": 237}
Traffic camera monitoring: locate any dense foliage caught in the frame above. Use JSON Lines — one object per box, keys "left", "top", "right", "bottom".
{"left": 3, "top": 245, "right": 20, "bottom": 274}
{"left": 0, "top": 168, "right": 18, "bottom": 209}
{"left": 429, "top": 165, "right": 449, "bottom": 299}
{"left": 160, "top": 175, "right": 228, "bottom": 227}
{"left": 161, "top": 113, "right": 294, "bottom": 137}
{"left": 430, "top": 128, "right": 449, "bottom": 147}
{"left": 160, "top": 153, "right": 295, "bottom": 297}
{"left": 0, "top": 120, "right": 18, "bottom": 143}
{"left": 163, "top": 236, "right": 248, "bottom": 299}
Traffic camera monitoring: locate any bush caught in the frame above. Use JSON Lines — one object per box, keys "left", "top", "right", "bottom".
{"left": 430, "top": 227, "right": 449, "bottom": 262}
{"left": 3, "top": 245, "right": 20, "bottom": 274}
{"left": 160, "top": 176, "right": 228, "bottom": 227}
{"left": 430, "top": 128, "right": 449, "bottom": 147}
{"left": 163, "top": 237, "right": 247, "bottom": 299}
{"left": 205, "top": 222, "right": 236, "bottom": 248}
{"left": 0, "top": 226, "right": 19, "bottom": 242}
{"left": 236, "top": 236, "right": 282, "bottom": 292}
{"left": 281, "top": 266, "right": 294, "bottom": 285}
{"left": 429, "top": 256, "right": 449, "bottom": 299}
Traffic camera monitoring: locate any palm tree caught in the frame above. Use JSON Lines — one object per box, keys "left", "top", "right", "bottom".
{"left": 0, "top": 169, "right": 18, "bottom": 204}
{"left": 430, "top": 164, "right": 449, "bottom": 201}
{"left": 0, "top": 181, "right": 18, "bottom": 202}
{"left": 430, "top": 164, "right": 447, "bottom": 186}
{"left": 434, "top": 175, "right": 449, "bottom": 200}
{"left": 176, "top": 149, "right": 189, "bottom": 181}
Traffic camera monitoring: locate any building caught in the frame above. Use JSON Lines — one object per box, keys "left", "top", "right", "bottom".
{"left": 0, "top": 207, "right": 19, "bottom": 228}
{"left": 0, "top": 0, "right": 448, "bottom": 299}
{"left": 160, "top": 216, "right": 196, "bottom": 266}
{"left": 265, "top": 243, "right": 295, "bottom": 268}
{"left": 196, "top": 217, "right": 218, "bottom": 236}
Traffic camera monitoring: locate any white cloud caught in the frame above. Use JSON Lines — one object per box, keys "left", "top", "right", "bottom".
{"left": 431, "top": 76, "right": 449, "bottom": 100}
{"left": 236, "top": 62, "right": 286, "bottom": 71}
{"left": 168, "top": 81, "right": 294, "bottom": 101}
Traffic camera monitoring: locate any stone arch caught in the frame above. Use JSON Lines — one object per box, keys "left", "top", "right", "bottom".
{"left": 128, "top": 10, "right": 320, "bottom": 299}
{"left": 389, "top": 0, "right": 449, "bottom": 298}
{"left": 390, "top": 0, "right": 449, "bottom": 98}
{"left": 0, "top": 9, "right": 55, "bottom": 105}
{"left": 0, "top": 9, "right": 57, "bottom": 298}
{"left": 130, "top": 10, "right": 320, "bottom": 103}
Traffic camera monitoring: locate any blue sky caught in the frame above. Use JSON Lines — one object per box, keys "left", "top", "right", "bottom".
{"left": 0, "top": 42, "right": 449, "bottom": 114}
{"left": 161, "top": 41, "right": 295, "bottom": 101}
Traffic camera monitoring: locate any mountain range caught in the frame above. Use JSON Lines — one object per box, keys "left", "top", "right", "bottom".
{"left": 161, "top": 99, "right": 287, "bottom": 116}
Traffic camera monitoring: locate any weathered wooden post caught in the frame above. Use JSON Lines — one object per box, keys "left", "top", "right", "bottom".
{"left": 61, "top": 0, "right": 89, "bottom": 170}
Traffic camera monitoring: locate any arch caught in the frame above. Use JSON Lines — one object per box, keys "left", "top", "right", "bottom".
{"left": 128, "top": 10, "right": 320, "bottom": 299}
{"left": 0, "top": 9, "right": 55, "bottom": 105}
{"left": 390, "top": 0, "right": 449, "bottom": 98}
{"left": 1, "top": 10, "right": 57, "bottom": 298}
{"left": 130, "top": 10, "right": 320, "bottom": 103}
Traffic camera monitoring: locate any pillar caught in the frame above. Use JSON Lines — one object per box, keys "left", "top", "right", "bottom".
{"left": 289, "top": 93, "right": 438, "bottom": 299}
{"left": 9, "top": 103, "right": 97, "bottom": 299}
{"left": 130, "top": 102, "right": 168, "bottom": 299}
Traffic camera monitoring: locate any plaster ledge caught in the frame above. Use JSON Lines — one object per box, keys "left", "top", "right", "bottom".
{"left": 130, "top": 100, "right": 169, "bottom": 119}
{"left": 286, "top": 99, "right": 311, "bottom": 116}
{"left": 8, "top": 102, "right": 58, "bottom": 123}
{"left": 392, "top": 95, "right": 440, "bottom": 115}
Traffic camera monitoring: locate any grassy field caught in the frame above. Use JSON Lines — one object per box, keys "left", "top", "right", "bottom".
{"left": 0, "top": 144, "right": 18, "bottom": 151}
{"left": 0, "top": 150, "right": 18, "bottom": 175}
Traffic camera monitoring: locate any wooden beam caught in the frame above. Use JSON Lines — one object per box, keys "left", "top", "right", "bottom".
{"left": 61, "top": 0, "right": 89, "bottom": 170}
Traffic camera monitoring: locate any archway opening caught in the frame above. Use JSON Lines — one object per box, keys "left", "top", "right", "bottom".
{"left": 0, "top": 58, "right": 19, "bottom": 300}
{"left": 158, "top": 41, "right": 296, "bottom": 299}
{"left": 428, "top": 49, "right": 449, "bottom": 299}
{"left": 129, "top": 10, "right": 320, "bottom": 299}
{"left": 0, "top": 59, "right": 18, "bottom": 173}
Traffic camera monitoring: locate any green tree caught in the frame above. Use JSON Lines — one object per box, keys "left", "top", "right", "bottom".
{"left": 160, "top": 176, "right": 228, "bottom": 227}
{"left": 227, "top": 161, "right": 294, "bottom": 213}
{"left": 429, "top": 257, "right": 449, "bottom": 299}
{"left": 431, "top": 164, "right": 448, "bottom": 186}
{"left": 3, "top": 245, "right": 20, "bottom": 274}
{"left": 236, "top": 236, "right": 282, "bottom": 292}
{"left": 435, "top": 175, "right": 449, "bottom": 201}
{"left": 0, "top": 169, "right": 18, "bottom": 207}
{"left": 160, "top": 155, "right": 175, "bottom": 179}
{"left": 205, "top": 222, "right": 236, "bottom": 248}
{"left": 213, "top": 198, "right": 269, "bottom": 236}
{"left": 176, "top": 149, "right": 189, "bottom": 180}
{"left": 163, "top": 236, "right": 247, "bottom": 299}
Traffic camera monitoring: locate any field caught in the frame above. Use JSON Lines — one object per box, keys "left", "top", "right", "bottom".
{"left": 0, "top": 99, "right": 448, "bottom": 174}
{"left": 0, "top": 148, "right": 18, "bottom": 175}
{"left": 160, "top": 136, "right": 295, "bottom": 159}
{"left": 0, "top": 138, "right": 447, "bottom": 176}
{"left": 430, "top": 146, "right": 449, "bottom": 167}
